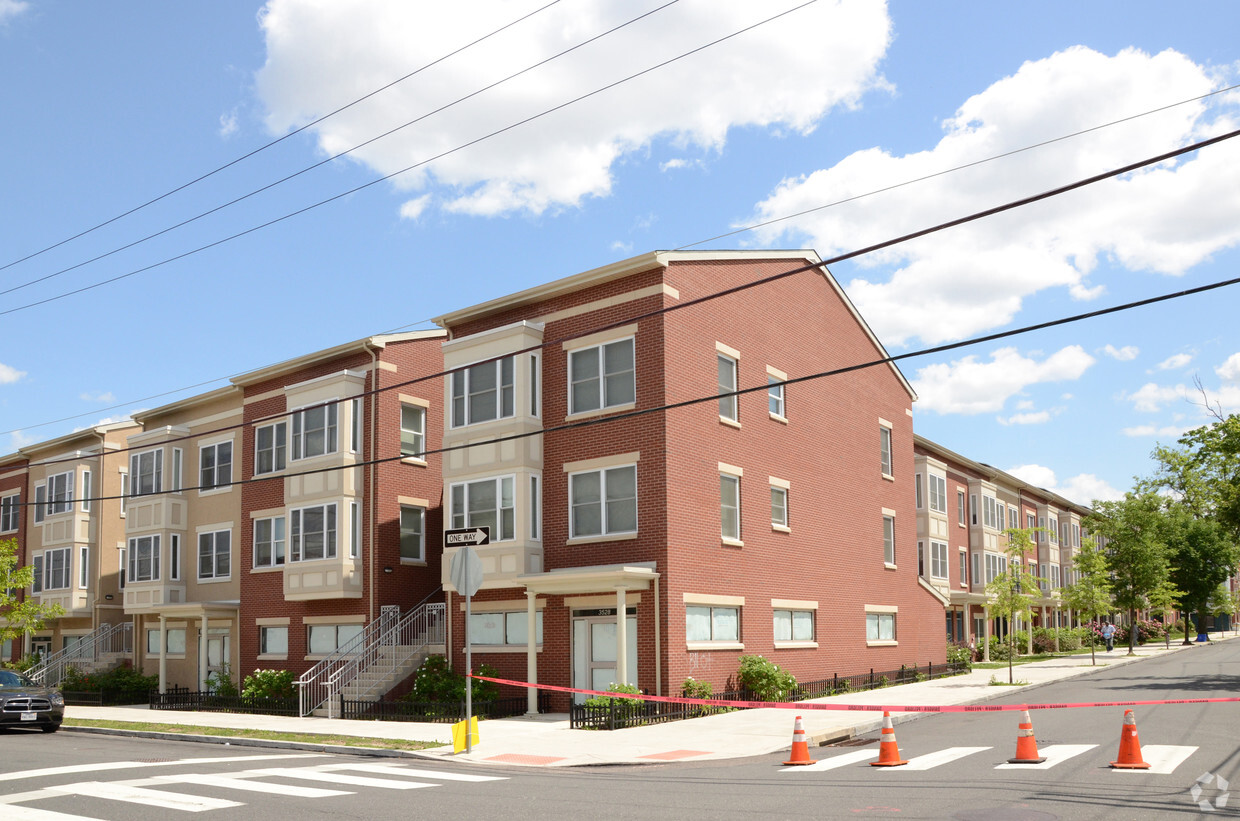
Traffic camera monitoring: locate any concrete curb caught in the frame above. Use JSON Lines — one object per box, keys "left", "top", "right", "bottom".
{"left": 61, "top": 724, "right": 441, "bottom": 759}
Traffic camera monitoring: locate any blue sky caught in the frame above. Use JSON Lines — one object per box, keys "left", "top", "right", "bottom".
{"left": 2, "top": 0, "right": 1239, "bottom": 507}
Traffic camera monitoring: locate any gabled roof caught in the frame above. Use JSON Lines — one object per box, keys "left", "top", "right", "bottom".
{"left": 230, "top": 331, "right": 445, "bottom": 388}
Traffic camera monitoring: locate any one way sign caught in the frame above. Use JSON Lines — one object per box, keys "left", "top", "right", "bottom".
{"left": 444, "top": 527, "right": 491, "bottom": 547}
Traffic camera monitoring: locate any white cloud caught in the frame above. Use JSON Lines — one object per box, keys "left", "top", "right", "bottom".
{"left": 610, "top": 240, "right": 633, "bottom": 254}
{"left": 219, "top": 109, "right": 240, "bottom": 138}
{"left": 913, "top": 345, "right": 1094, "bottom": 415}
{"left": 7, "top": 430, "right": 36, "bottom": 451}
{"left": 255, "top": 0, "right": 892, "bottom": 216}
{"left": 1125, "top": 381, "right": 1190, "bottom": 412}
{"left": 0, "top": 363, "right": 25, "bottom": 384}
{"left": 0, "top": 0, "right": 29, "bottom": 25}
{"left": 1006, "top": 464, "right": 1122, "bottom": 506}
{"left": 399, "top": 194, "right": 432, "bottom": 221}
{"left": 1121, "top": 424, "right": 1188, "bottom": 438}
{"left": 1103, "top": 344, "right": 1139, "bottom": 361}
{"left": 1156, "top": 352, "right": 1193, "bottom": 370}
{"left": 79, "top": 391, "right": 116, "bottom": 403}
{"left": 1216, "top": 352, "right": 1240, "bottom": 382}
{"left": 746, "top": 46, "right": 1240, "bottom": 347}
{"left": 998, "top": 410, "right": 1051, "bottom": 425}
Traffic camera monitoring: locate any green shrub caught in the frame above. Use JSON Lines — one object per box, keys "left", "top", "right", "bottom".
{"left": 946, "top": 643, "right": 973, "bottom": 669}
{"left": 987, "top": 636, "right": 1014, "bottom": 661}
{"left": 736, "top": 655, "right": 797, "bottom": 702}
{"left": 207, "top": 664, "right": 239, "bottom": 697}
{"left": 402, "top": 655, "right": 500, "bottom": 703}
{"left": 681, "top": 676, "right": 713, "bottom": 700}
{"left": 62, "top": 663, "right": 158, "bottom": 693}
{"left": 584, "top": 682, "right": 642, "bottom": 708}
{"left": 242, "top": 668, "right": 295, "bottom": 699}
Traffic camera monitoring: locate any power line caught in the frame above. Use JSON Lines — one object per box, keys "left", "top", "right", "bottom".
{"left": 0, "top": 0, "right": 568, "bottom": 278}
{"left": 13, "top": 126, "right": 1239, "bottom": 475}
{"left": 0, "top": 1, "right": 816, "bottom": 318}
{"left": 0, "top": 0, "right": 683, "bottom": 300}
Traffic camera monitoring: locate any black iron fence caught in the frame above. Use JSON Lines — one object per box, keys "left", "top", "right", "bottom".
{"left": 340, "top": 693, "right": 550, "bottom": 723}
{"left": 571, "top": 660, "right": 970, "bottom": 730}
{"left": 63, "top": 688, "right": 153, "bottom": 707}
{"left": 149, "top": 687, "right": 299, "bottom": 716}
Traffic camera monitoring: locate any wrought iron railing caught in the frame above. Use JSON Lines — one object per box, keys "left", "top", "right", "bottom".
{"left": 27, "top": 622, "right": 133, "bottom": 687}
{"left": 339, "top": 693, "right": 548, "bottom": 723}
{"left": 322, "top": 603, "right": 446, "bottom": 716}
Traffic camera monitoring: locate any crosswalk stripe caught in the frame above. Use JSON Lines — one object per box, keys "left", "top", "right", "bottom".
{"left": 318, "top": 764, "right": 507, "bottom": 783}
{"left": 779, "top": 749, "right": 880, "bottom": 772}
{"left": 994, "top": 744, "right": 1098, "bottom": 770}
{"left": 878, "top": 746, "right": 993, "bottom": 771}
{"left": 2, "top": 806, "right": 104, "bottom": 821}
{"left": 0, "top": 754, "right": 326, "bottom": 784}
{"left": 1111, "top": 745, "right": 1197, "bottom": 775}
{"left": 244, "top": 767, "right": 437, "bottom": 790}
{"left": 149, "top": 772, "right": 353, "bottom": 798}
{"left": 46, "top": 781, "right": 243, "bottom": 812}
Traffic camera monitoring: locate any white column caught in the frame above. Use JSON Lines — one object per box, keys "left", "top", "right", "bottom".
{"left": 158, "top": 616, "right": 167, "bottom": 694}
{"left": 525, "top": 591, "right": 538, "bottom": 716}
{"left": 615, "top": 588, "right": 627, "bottom": 686}
{"left": 983, "top": 605, "right": 991, "bottom": 662}
{"left": 199, "top": 614, "right": 209, "bottom": 691}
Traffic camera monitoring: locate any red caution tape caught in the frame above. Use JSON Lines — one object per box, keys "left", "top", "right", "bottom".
{"left": 469, "top": 674, "right": 1240, "bottom": 713}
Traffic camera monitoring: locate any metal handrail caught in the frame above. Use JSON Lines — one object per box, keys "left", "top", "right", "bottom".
{"left": 27, "top": 622, "right": 133, "bottom": 686}
{"left": 322, "top": 603, "right": 446, "bottom": 718}
{"left": 296, "top": 606, "right": 401, "bottom": 716}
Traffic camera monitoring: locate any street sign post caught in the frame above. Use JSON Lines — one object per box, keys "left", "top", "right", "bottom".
{"left": 446, "top": 527, "right": 488, "bottom": 753}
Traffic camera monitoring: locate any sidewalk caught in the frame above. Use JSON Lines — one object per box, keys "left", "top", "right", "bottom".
{"left": 64, "top": 637, "right": 1229, "bottom": 767}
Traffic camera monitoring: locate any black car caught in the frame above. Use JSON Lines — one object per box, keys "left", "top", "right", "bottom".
{"left": 0, "top": 669, "right": 64, "bottom": 732}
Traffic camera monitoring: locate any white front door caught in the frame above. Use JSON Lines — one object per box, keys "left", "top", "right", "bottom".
{"left": 571, "top": 608, "right": 636, "bottom": 705}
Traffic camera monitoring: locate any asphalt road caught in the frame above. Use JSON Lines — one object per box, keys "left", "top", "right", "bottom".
{"left": 4, "top": 641, "right": 1238, "bottom": 820}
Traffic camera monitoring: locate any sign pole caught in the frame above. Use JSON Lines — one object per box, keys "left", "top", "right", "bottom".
{"left": 464, "top": 557, "right": 472, "bottom": 754}
{"left": 447, "top": 530, "right": 487, "bottom": 755}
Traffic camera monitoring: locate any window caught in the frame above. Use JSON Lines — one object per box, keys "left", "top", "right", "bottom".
{"left": 254, "top": 517, "right": 286, "bottom": 568}
{"left": 880, "top": 427, "right": 892, "bottom": 476}
{"left": 400, "top": 405, "right": 426, "bottom": 458}
{"left": 0, "top": 494, "right": 18, "bottom": 532}
{"left": 984, "top": 552, "right": 1007, "bottom": 584}
{"left": 883, "top": 515, "right": 895, "bottom": 565}
{"left": 957, "top": 491, "right": 965, "bottom": 526}
{"left": 768, "top": 376, "right": 785, "bottom": 418}
{"left": 959, "top": 550, "right": 968, "bottom": 586}
{"left": 866, "top": 612, "right": 896, "bottom": 642}
{"left": 198, "top": 530, "right": 230, "bottom": 580}
{"left": 929, "top": 540, "right": 948, "bottom": 580}
{"left": 720, "top": 473, "right": 740, "bottom": 542}
{"left": 996, "top": 502, "right": 1005, "bottom": 531}
{"left": 1049, "top": 517, "right": 1059, "bottom": 544}
{"left": 983, "top": 496, "right": 998, "bottom": 529}
{"left": 31, "top": 555, "right": 42, "bottom": 593}
{"left": 80, "top": 470, "right": 91, "bottom": 512}
{"left": 469, "top": 611, "right": 544, "bottom": 645}
{"left": 48, "top": 471, "right": 73, "bottom": 515}
{"left": 1009, "top": 506, "right": 1019, "bottom": 530}
{"left": 452, "top": 356, "right": 515, "bottom": 426}
{"left": 307, "top": 623, "right": 362, "bottom": 655}
{"left": 147, "top": 628, "right": 186, "bottom": 655}
{"left": 916, "top": 475, "right": 924, "bottom": 509}
{"left": 928, "top": 474, "right": 946, "bottom": 514}
{"left": 569, "top": 466, "right": 637, "bottom": 538}
{"left": 351, "top": 398, "right": 363, "bottom": 453}
{"left": 350, "top": 501, "right": 361, "bottom": 559}
{"left": 686, "top": 605, "right": 739, "bottom": 642}
{"left": 717, "top": 353, "right": 738, "bottom": 421}
{"left": 451, "top": 477, "right": 515, "bottom": 541}
{"left": 291, "top": 504, "right": 337, "bottom": 561}
{"left": 255, "top": 422, "right": 287, "bottom": 475}
{"left": 400, "top": 505, "right": 424, "bottom": 561}
{"left": 130, "top": 449, "right": 163, "bottom": 496}
{"left": 44, "top": 547, "right": 70, "bottom": 590}
{"left": 773, "top": 609, "right": 814, "bottom": 642}
{"left": 171, "top": 448, "right": 183, "bottom": 492}
{"left": 291, "top": 403, "right": 338, "bottom": 460}
{"left": 34, "top": 484, "right": 45, "bottom": 524}
{"left": 529, "top": 475, "right": 541, "bottom": 541}
{"left": 1027, "top": 512, "right": 1036, "bottom": 531}
{"left": 568, "top": 339, "right": 634, "bottom": 415}
{"left": 118, "top": 547, "right": 125, "bottom": 589}
{"left": 78, "top": 547, "right": 88, "bottom": 588}
{"left": 259, "top": 626, "right": 288, "bottom": 656}
{"left": 530, "top": 354, "right": 540, "bottom": 417}
{"left": 770, "top": 486, "right": 788, "bottom": 528}
{"left": 199, "top": 442, "right": 232, "bottom": 491}
{"left": 119, "top": 471, "right": 127, "bottom": 515}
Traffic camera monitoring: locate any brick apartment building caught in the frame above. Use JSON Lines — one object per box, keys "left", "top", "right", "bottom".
{"left": 2, "top": 249, "right": 1102, "bottom": 709}
{"left": 432, "top": 250, "right": 943, "bottom": 710}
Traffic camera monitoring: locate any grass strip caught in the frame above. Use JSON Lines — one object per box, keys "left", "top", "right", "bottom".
{"left": 64, "top": 718, "right": 443, "bottom": 752}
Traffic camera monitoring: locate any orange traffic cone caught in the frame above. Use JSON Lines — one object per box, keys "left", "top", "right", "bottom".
{"left": 1007, "top": 706, "right": 1046, "bottom": 764}
{"left": 783, "top": 715, "right": 814, "bottom": 765}
{"left": 870, "top": 711, "right": 909, "bottom": 767}
{"left": 1110, "top": 709, "right": 1151, "bottom": 769}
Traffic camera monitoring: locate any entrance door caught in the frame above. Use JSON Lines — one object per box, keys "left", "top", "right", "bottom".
{"left": 205, "top": 631, "right": 230, "bottom": 690}
{"left": 571, "top": 608, "right": 636, "bottom": 705}
{"left": 31, "top": 637, "right": 52, "bottom": 658}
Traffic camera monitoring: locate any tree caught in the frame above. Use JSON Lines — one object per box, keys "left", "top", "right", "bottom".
{"left": 1061, "top": 538, "right": 1114, "bottom": 665}
{"left": 1148, "top": 413, "right": 1240, "bottom": 541}
{"left": 0, "top": 538, "right": 64, "bottom": 645}
{"left": 1206, "top": 583, "right": 1234, "bottom": 640}
{"left": 1087, "top": 493, "right": 1170, "bottom": 656}
{"left": 986, "top": 529, "right": 1042, "bottom": 683}
{"left": 1144, "top": 576, "right": 1183, "bottom": 651}
{"left": 1160, "top": 505, "right": 1239, "bottom": 644}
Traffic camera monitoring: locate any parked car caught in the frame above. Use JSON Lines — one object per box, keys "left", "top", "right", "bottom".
{"left": 0, "top": 669, "right": 64, "bottom": 732}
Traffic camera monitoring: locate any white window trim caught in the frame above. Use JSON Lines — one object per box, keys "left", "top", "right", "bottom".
{"left": 198, "top": 438, "right": 234, "bottom": 496}
{"left": 882, "top": 508, "right": 897, "bottom": 569}
{"left": 254, "top": 420, "right": 288, "bottom": 476}
{"left": 567, "top": 463, "right": 638, "bottom": 541}
{"left": 879, "top": 419, "right": 893, "bottom": 479}
{"left": 717, "top": 346, "right": 739, "bottom": 425}
{"left": 450, "top": 355, "right": 517, "bottom": 428}
{"left": 772, "top": 598, "right": 817, "bottom": 649}
{"left": 399, "top": 396, "right": 430, "bottom": 464}
{"left": 253, "top": 515, "right": 286, "bottom": 570}
{"left": 449, "top": 475, "right": 517, "bottom": 542}
{"left": 720, "top": 466, "right": 742, "bottom": 546}
{"left": 770, "top": 477, "right": 790, "bottom": 532}
{"left": 767, "top": 365, "right": 788, "bottom": 422}
{"left": 684, "top": 592, "right": 744, "bottom": 650}
{"left": 564, "top": 333, "right": 637, "bottom": 420}
{"left": 865, "top": 604, "right": 898, "bottom": 647}
{"left": 196, "top": 526, "right": 232, "bottom": 582}
{"left": 290, "top": 400, "right": 340, "bottom": 461}
{"left": 399, "top": 503, "right": 425, "bottom": 564}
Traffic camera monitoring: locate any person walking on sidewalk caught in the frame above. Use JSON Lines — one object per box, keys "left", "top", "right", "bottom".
{"left": 1102, "top": 622, "right": 1116, "bottom": 652}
